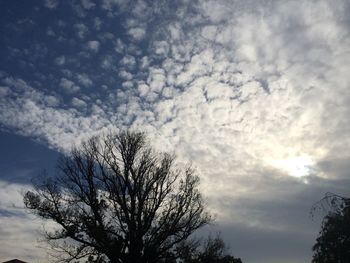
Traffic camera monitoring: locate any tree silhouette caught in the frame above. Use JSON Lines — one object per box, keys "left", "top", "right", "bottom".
{"left": 311, "top": 193, "right": 350, "bottom": 263}
{"left": 176, "top": 235, "right": 242, "bottom": 263}
{"left": 24, "top": 131, "right": 212, "bottom": 263}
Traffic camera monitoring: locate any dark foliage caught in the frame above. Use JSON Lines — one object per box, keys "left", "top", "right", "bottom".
{"left": 311, "top": 193, "right": 350, "bottom": 263}
{"left": 175, "top": 235, "right": 242, "bottom": 263}
{"left": 24, "top": 131, "right": 212, "bottom": 263}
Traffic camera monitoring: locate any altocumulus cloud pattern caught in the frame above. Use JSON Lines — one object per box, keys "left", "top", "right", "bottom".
{"left": 1, "top": 1, "right": 350, "bottom": 263}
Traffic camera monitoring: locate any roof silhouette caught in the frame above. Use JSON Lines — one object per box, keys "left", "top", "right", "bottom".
{"left": 3, "top": 260, "right": 28, "bottom": 263}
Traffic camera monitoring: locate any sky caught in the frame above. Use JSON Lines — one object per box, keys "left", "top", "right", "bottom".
{"left": 0, "top": 0, "right": 350, "bottom": 262}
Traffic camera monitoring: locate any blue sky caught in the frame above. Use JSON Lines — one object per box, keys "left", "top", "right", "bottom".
{"left": 1, "top": 0, "right": 350, "bottom": 262}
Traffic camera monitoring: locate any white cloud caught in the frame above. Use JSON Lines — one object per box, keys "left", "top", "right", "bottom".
{"left": 0, "top": 98, "right": 111, "bottom": 151}
{"left": 114, "top": 38, "right": 125, "bottom": 53}
{"left": 147, "top": 68, "right": 166, "bottom": 93}
{"left": 74, "top": 23, "right": 88, "bottom": 39}
{"left": 18, "top": 1, "right": 348, "bottom": 191}
{"left": 139, "top": 56, "right": 150, "bottom": 69}
{"left": 131, "top": 0, "right": 151, "bottom": 18}
{"left": 87, "top": 40, "right": 100, "bottom": 52}
{"left": 0, "top": 86, "right": 10, "bottom": 96}
{"left": 46, "top": 27, "right": 56, "bottom": 36}
{"left": 44, "top": 95, "right": 60, "bottom": 107}
{"left": 71, "top": 97, "right": 87, "bottom": 108}
{"left": 76, "top": 73, "right": 93, "bottom": 87}
{"left": 94, "top": 17, "right": 102, "bottom": 30}
{"left": 127, "top": 27, "right": 146, "bottom": 41}
{"left": 201, "top": 25, "right": 217, "bottom": 41}
{"left": 120, "top": 55, "right": 136, "bottom": 69}
{"left": 81, "top": 0, "right": 96, "bottom": 9}
{"left": 119, "top": 70, "right": 133, "bottom": 80}
{"left": 44, "top": 0, "right": 59, "bottom": 9}
{"left": 0, "top": 181, "right": 49, "bottom": 262}
{"left": 138, "top": 83, "right": 149, "bottom": 97}
{"left": 101, "top": 55, "right": 115, "bottom": 70}
{"left": 59, "top": 78, "right": 80, "bottom": 93}
{"left": 0, "top": 76, "right": 119, "bottom": 151}
{"left": 114, "top": 4, "right": 350, "bottom": 246}
{"left": 54, "top": 55, "right": 65, "bottom": 65}
{"left": 122, "top": 81, "right": 133, "bottom": 89}
{"left": 153, "top": 41, "right": 169, "bottom": 56}
{"left": 199, "top": 0, "right": 232, "bottom": 23}
{"left": 101, "top": 0, "right": 129, "bottom": 18}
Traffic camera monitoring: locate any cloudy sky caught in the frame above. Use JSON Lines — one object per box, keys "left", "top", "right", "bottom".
{"left": 1, "top": 0, "right": 350, "bottom": 262}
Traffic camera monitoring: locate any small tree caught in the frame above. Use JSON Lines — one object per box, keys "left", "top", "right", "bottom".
{"left": 311, "top": 193, "right": 350, "bottom": 263}
{"left": 24, "top": 131, "right": 212, "bottom": 263}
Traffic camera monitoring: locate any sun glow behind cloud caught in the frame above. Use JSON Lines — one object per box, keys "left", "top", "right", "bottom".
{"left": 267, "top": 155, "right": 315, "bottom": 178}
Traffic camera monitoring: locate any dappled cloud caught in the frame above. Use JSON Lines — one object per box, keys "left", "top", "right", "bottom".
{"left": 1, "top": 1, "right": 350, "bottom": 262}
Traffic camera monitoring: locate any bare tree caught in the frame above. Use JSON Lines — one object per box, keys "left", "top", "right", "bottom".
{"left": 24, "top": 131, "right": 211, "bottom": 263}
